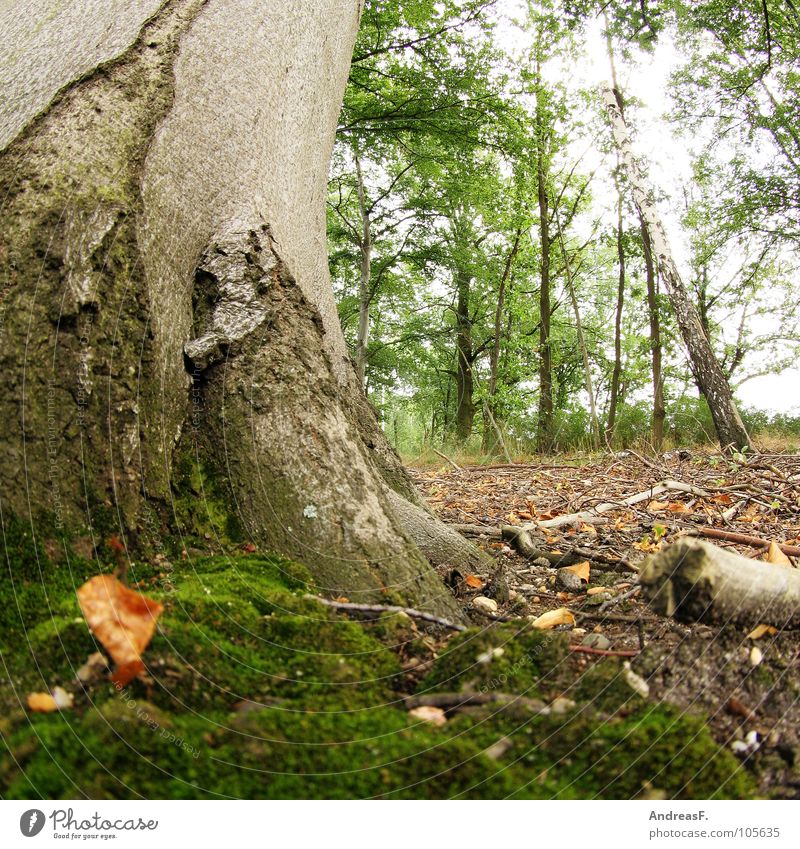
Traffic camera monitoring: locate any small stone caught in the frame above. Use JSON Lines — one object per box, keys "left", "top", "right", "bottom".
{"left": 76, "top": 651, "right": 109, "bottom": 684}
{"left": 409, "top": 705, "right": 447, "bottom": 727}
{"left": 749, "top": 646, "right": 763, "bottom": 667}
{"left": 582, "top": 633, "right": 611, "bottom": 650}
{"left": 533, "top": 557, "right": 551, "bottom": 568}
{"left": 473, "top": 596, "right": 498, "bottom": 615}
{"left": 507, "top": 589, "right": 519, "bottom": 602}
{"left": 517, "top": 584, "right": 538, "bottom": 595}
{"left": 572, "top": 628, "right": 587, "bottom": 636}
{"left": 532, "top": 596, "right": 541, "bottom": 604}
{"left": 484, "top": 736, "right": 513, "bottom": 760}
{"left": 303, "top": 504, "right": 318, "bottom": 519}
{"left": 623, "top": 661, "right": 650, "bottom": 699}
{"left": 52, "top": 687, "right": 74, "bottom": 710}
{"left": 477, "top": 646, "right": 505, "bottom": 664}
{"left": 557, "top": 567, "right": 583, "bottom": 593}
{"left": 550, "top": 696, "right": 576, "bottom": 715}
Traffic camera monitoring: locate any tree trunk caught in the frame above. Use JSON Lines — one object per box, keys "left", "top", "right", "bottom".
{"left": 0, "top": 0, "right": 475, "bottom": 618}
{"left": 600, "top": 84, "right": 750, "bottom": 452}
{"left": 536, "top": 96, "right": 553, "bottom": 454}
{"left": 555, "top": 211, "right": 600, "bottom": 450}
{"left": 482, "top": 230, "right": 520, "bottom": 452}
{"left": 641, "top": 218, "right": 665, "bottom": 450}
{"left": 454, "top": 268, "right": 475, "bottom": 442}
{"left": 606, "top": 166, "right": 626, "bottom": 444}
{"left": 640, "top": 538, "right": 800, "bottom": 628}
{"left": 354, "top": 151, "right": 372, "bottom": 387}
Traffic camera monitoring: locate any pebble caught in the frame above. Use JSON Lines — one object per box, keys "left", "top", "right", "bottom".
{"left": 557, "top": 567, "right": 584, "bottom": 593}
{"left": 749, "top": 646, "right": 763, "bottom": 667}
{"left": 408, "top": 705, "right": 447, "bottom": 727}
{"left": 477, "top": 646, "right": 505, "bottom": 664}
{"left": 550, "top": 696, "right": 576, "bottom": 715}
{"left": 582, "top": 633, "right": 611, "bottom": 650}
{"left": 517, "top": 584, "right": 538, "bottom": 594}
{"left": 473, "top": 596, "right": 498, "bottom": 615}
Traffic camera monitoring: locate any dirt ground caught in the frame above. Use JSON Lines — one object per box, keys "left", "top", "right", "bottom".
{"left": 410, "top": 449, "right": 800, "bottom": 798}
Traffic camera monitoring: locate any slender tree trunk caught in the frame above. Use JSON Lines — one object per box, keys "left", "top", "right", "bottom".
{"left": 454, "top": 269, "right": 475, "bottom": 442}
{"left": 0, "top": 0, "right": 482, "bottom": 618}
{"left": 482, "top": 230, "right": 520, "bottom": 452}
{"left": 600, "top": 84, "right": 750, "bottom": 451}
{"left": 536, "top": 96, "right": 553, "bottom": 454}
{"left": 641, "top": 218, "right": 665, "bottom": 450}
{"left": 606, "top": 166, "right": 626, "bottom": 443}
{"left": 354, "top": 151, "right": 372, "bottom": 386}
{"left": 555, "top": 211, "right": 600, "bottom": 449}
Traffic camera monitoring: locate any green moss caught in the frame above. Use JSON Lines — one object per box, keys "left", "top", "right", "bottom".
{"left": 419, "top": 622, "right": 569, "bottom": 697}
{"left": 0, "top": 547, "right": 758, "bottom": 800}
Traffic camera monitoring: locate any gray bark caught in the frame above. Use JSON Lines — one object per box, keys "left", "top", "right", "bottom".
{"left": 0, "top": 0, "right": 470, "bottom": 619}
{"left": 640, "top": 538, "right": 800, "bottom": 628}
{"left": 600, "top": 84, "right": 750, "bottom": 452}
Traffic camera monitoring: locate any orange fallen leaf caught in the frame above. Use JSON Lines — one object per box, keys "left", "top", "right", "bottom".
{"left": 77, "top": 575, "right": 163, "bottom": 688}
{"left": 242, "top": 542, "right": 257, "bottom": 553}
{"left": 667, "top": 501, "right": 691, "bottom": 513}
{"left": 711, "top": 493, "right": 733, "bottom": 505}
{"left": 747, "top": 624, "right": 778, "bottom": 640}
{"left": 465, "top": 574, "right": 484, "bottom": 589}
{"left": 578, "top": 522, "right": 598, "bottom": 535}
{"left": 563, "top": 560, "right": 590, "bottom": 582}
{"left": 765, "top": 542, "right": 792, "bottom": 567}
{"left": 647, "top": 500, "right": 670, "bottom": 512}
{"left": 334, "top": 596, "right": 350, "bottom": 603}
{"left": 587, "top": 586, "right": 612, "bottom": 596}
{"left": 529, "top": 608, "right": 575, "bottom": 630}
{"left": 27, "top": 692, "right": 58, "bottom": 713}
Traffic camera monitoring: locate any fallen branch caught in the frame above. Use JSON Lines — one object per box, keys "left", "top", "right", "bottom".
{"left": 639, "top": 538, "right": 800, "bottom": 627}
{"left": 526, "top": 479, "right": 711, "bottom": 530}
{"left": 403, "top": 691, "right": 547, "bottom": 713}
{"left": 309, "top": 596, "right": 466, "bottom": 631}
{"left": 433, "top": 448, "right": 462, "bottom": 471}
{"left": 449, "top": 523, "right": 502, "bottom": 538}
{"left": 683, "top": 527, "right": 800, "bottom": 558}
{"left": 568, "top": 645, "right": 640, "bottom": 658}
{"left": 502, "top": 525, "right": 637, "bottom": 572}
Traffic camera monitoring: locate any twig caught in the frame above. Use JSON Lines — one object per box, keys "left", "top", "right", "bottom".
{"left": 403, "top": 692, "right": 548, "bottom": 713}
{"left": 502, "top": 525, "right": 638, "bottom": 572}
{"left": 568, "top": 645, "right": 640, "bottom": 657}
{"left": 433, "top": 448, "right": 462, "bottom": 471}
{"left": 682, "top": 527, "right": 800, "bottom": 557}
{"left": 308, "top": 596, "right": 466, "bottom": 631}
{"left": 598, "top": 584, "right": 641, "bottom": 612}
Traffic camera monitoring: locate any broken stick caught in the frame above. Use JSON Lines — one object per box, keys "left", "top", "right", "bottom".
{"left": 639, "top": 538, "right": 800, "bottom": 628}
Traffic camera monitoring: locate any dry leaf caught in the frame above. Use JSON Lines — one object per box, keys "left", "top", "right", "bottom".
{"left": 667, "top": 501, "right": 691, "bottom": 513}
{"left": 529, "top": 608, "right": 575, "bottom": 629}
{"left": 27, "top": 692, "right": 58, "bottom": 713}
{"left": 408, "top": 705, "right": 447, "bottom": 726}
{"left": 587, "top": 586, "right": 612, "bottom": 596}
{"left": 563, "top": 560, "right": 590, "bottom": 582}
{"left": 465, "top": 574, "right": 484, "bottom": 589}
{"left": 578, "top": 522, "right": 598, "bottom": 535}
{"left": 77, "top": 575, "right": 163, "bottom": 688}
{"left": 765, "top": 542, "right": 792, "bottom": 567}
{"left": 647, "top": 500, "right": 670, "bottom": 512}
{"left": 334, "top": 596, "right": 350, "bottom": 603}
{"left": 747, "top": 623, "right": 778, "bottom": 640}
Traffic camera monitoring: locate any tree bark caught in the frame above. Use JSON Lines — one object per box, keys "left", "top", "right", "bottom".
{"left": 354, "top": 151, "right": 372, "bottom": 387}
{"left": 482, "top": 230, "right": 520, "bottom": 453}
{"left": 640, "top": 538, "right": 800, "bottom": 628}
{"left": 0, "top": 0, "right": 473, "bottom": 619}
{"left": 606, "top": 166, "right": 626, "bottom": 443}
{"left": 600, "top": 84, "right": 750, "bottom": 452}
{"left": 454, "top": 268, "right": 476, "bottom": 442}
{"left": 641, "top": 218, "right": 665, "bottom": 450}
{"left": 536, "top": 89, "right": 553, "bottom": 454}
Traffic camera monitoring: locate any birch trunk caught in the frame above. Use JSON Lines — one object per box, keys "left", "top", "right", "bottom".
{"left": 600, "top": 84, "right": 750, "bottom": 452}
{"left": 354, "top": 151, "right": 372, "bottom": 387}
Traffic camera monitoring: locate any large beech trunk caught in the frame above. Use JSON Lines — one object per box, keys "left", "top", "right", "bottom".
{"left": 640, "top": 538, "right": 800, "bottom": 628}
{"left": 600, "top": 84, "right": 750, "bottom": 452}
{"left": 0, "top": 0, "right": 479, "bottom": 618}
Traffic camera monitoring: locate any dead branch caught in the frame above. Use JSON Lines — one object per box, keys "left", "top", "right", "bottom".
{"left": 682, "top": 527, "right": 800, "bottom": 558}
{"left": 403, "top": 691, "right": 548, "bottom": 713}
{"left": 526, "top": 479, "right": 711, "bottom": 530}
{"left": 309, "top": 596, "right": 466, "bottom": 631}
{"left": 639, "top": 538, "right": 800, "bottom": 627}
{"left": 568, "top": 645, "right": 640, "bottom": 657}
{"left": 433, "top": 448, "right": 462, "bottom": 471}
{"left": 502, "top": 525, "right": 637, "bottom": 572}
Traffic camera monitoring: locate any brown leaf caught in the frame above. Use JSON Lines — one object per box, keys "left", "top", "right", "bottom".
{"left": 563, "top": 560, "right": 590, "bottom": 582}
{"left": 465, "top": 574, "right": 484, "bottom": 589}
{"left": 647, "top": 500, "right": 670, "bottom": 512}
{"left": 77, "top": 575, "right": 163, "bottom": 687}
{"left": 765, "top": 541, "right": 792, "bottom": 567}
{"left": 587, "top": 586, "right": 611, "bottom": 596}
{"left": 27, "top": 692, "right": 58, "bottom": 713}
{"left": 242, "top": 542, "right": 257, "bottom": 553}
{"left": 529, "top": 608, "right": 575, "bottom": 630}
{"left": 747, "top": 623, "right": 778, "bottom": 640}
{"left": 578, "top": 522, "right": 598, "bottom": 535}
{"left": 666, "top": 501, "right": 691, "bottom": 513}
{"left": 408, "top": 705, "right": 447, "bottom": 726}
{"left": 711, "top": 493, "right": 733, "bottom": 505}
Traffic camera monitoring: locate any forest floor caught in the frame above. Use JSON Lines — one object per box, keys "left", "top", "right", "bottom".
{"left": 411, "top": 448, "right": 800, "bottom": 798}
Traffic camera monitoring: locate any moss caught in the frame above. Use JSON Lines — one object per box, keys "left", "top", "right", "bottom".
{"left": 419, "top": 622, "right": 569, "bottom": 698}
{"left": 0, "top": 548, "right": 758, "bottom": 800}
